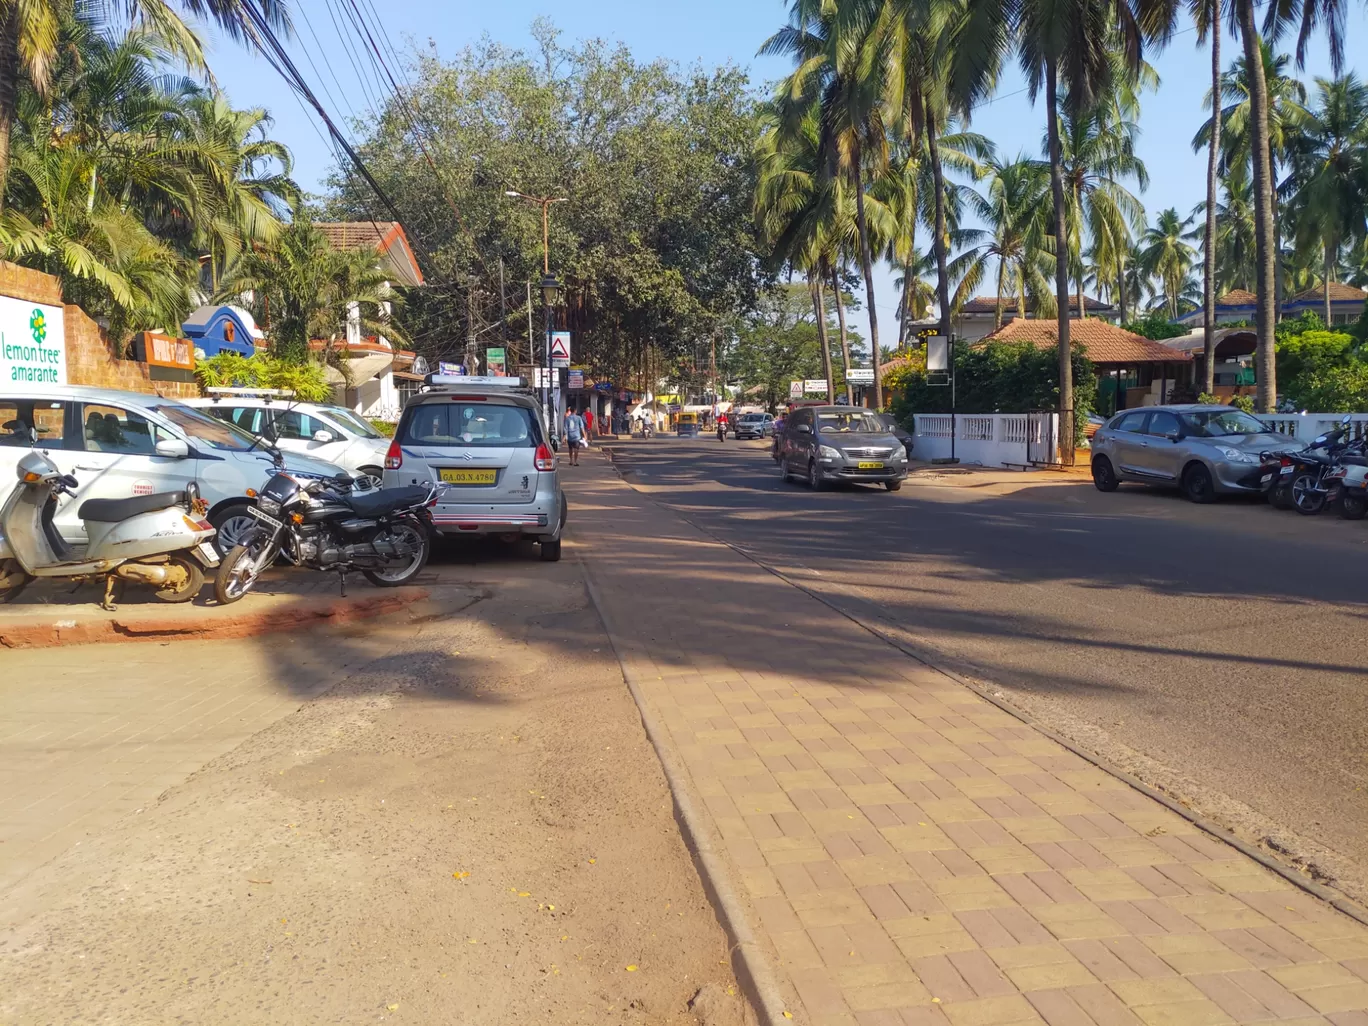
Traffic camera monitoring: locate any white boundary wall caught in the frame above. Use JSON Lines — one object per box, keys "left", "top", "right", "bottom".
{"left": 911, "top": 413, "right": 1041, "bottom": 467}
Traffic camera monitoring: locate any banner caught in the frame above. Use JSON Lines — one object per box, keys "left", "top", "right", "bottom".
{"left": 0, "top": 297, "right": 65, "bottom": 387}
{"left": 485, "top": 346, "right": 506, "bottom": 376}
{"left": 438, "top": 361, "right": 465, "bottom": 376}
{"left": 803, "top": 378, "right": 829, "bottom": 394}
{"left": 846, "top": 367, "right": 874, "bottom": 384}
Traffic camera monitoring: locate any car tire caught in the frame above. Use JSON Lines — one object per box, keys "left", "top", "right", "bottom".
{"left": 1339, "top": 493, "right": 1367, "bottom": 520}
{"left": 808, "top": 460, "right": 826, "bottom": 491}
{"left": 1092, "top": 456, "right": 1119, "bottom": 492}
{"left": 1269, "top": 482, "right": 1294, "bottom": 510}
{"left": 1182, "top": 463, "right": 1216, "bottom": 504}
{"left": 358, "top": 464, "right": 384, "bottom": 489}
{"left": 885, "top": 480, "right": 902, "bottom": 492}
{"left": 779, "top": 458, "right": 792, "bottom": 484}
{"left": 539, "top": 538, "right": 562, "bottom": 562}
{"left": 210, "top": 501, "right": 260, "bottom": 555}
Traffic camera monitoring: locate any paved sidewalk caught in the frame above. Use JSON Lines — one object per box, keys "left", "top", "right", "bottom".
{"left": 566, "top": 452, "right": 1368, "bottom": 1026}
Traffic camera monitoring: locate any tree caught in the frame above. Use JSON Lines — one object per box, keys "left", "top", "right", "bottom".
{"left": 1139, "top": 208, "right": 1198, "bottom": 318}
{"left": 1193, "top": 0, "right": 1222, "bottom": 394}
{"left": 1284, "top": 75, "right": 1368, "bottom": 324}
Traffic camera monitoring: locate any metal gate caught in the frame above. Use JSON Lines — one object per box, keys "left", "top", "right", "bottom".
{"left": 1027, "top": 409, "right": 1076, "bottom": 467}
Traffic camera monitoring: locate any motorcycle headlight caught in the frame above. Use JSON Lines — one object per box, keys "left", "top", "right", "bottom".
{"left": 819, "top": 445, "right": 842, "bottom": 459}
{"left": 1217, "top": 447, "right": 1258, "bottom": 464}
{"left": 257, "top": 497, "right": 281, "bottom": 514}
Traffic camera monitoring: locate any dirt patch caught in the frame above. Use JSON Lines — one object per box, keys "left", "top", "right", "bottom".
{"left": 0, "top": 572, "right": 748, "bottom": 1026}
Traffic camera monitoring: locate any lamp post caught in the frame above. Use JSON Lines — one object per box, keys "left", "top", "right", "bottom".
{"left": 505, "top": 190, "right": 567, "bottom": 439}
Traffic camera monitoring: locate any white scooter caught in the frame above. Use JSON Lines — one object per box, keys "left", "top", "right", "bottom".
{"left": 0, "top": 450, "right": 220, "bottom": 609}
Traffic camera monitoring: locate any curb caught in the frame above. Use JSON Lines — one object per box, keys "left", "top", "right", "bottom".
{"left": 577, "top": 554, "right": 800, "bottom": 1026}
{"left": 0, "top": 587, "right": 429, "bottom": 650}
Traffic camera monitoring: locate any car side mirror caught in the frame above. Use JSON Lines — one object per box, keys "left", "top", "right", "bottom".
{"left": 154, "top": 438, "right": 190, "bottom": 459}
{"left": 797, "top": 424, "right": 812, "bottom": 434}
{"left": 313, "top": 429, "right": 335, "bottom": 443}
{"left": 1166, "top": 431, "right": 1181, "bottom": 442}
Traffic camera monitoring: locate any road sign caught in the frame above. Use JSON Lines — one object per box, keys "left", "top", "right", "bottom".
{"left": 789, "top": 380, "right": 803, "bottom": 399}
{"left": 568, "top": 369, "right": 584, "bottom": 389}
{"left": 846, "top": 367, "right": 874, "bottom": 384}
{"left": 803, "top": 378, "right": 829, "bottom": 394}
{"left": 550, "top": 331, "right": 571, "bottom": 367}
{"left": 925, "top": 335, "right": 949, "bottom": 372}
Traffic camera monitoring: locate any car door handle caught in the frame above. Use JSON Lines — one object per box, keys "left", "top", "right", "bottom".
{"left": 1138, "top": 442, "right": 1150, "bottom": 448}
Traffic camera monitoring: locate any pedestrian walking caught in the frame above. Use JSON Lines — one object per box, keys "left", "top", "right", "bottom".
{"left": 584, "top": 407, "right": 595, "bottom": 438}
{"left": 563, "top": 408, "right": 587, "bottom": 466}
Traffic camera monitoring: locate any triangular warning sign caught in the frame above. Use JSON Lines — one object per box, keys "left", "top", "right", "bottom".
{"left": 550, "top": 335, "right": 570, "bottom": 361}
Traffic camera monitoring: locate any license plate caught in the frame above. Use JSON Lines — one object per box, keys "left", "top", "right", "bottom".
{"left": 857, "top": 461, "right": 885, "bottom": 469}
{"left": 1260, "top": 474, "right": 1272, "bottom": 484}
{"left": 1280, "top": 465, "right": 1295, "bottom": 476}
{"left": 195, "top": 541, "right": 220, "bottom": 566}
{"left": 248, "top": 505, "right": 283, "bottom": 530}
{"left": 439, "top": 468, "right": 497, "bottom": 485}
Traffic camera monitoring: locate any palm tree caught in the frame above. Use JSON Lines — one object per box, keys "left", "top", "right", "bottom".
{"left": 1209, "top": 163, "right": 1258, "bottom": 290}
{"left": 952, "top": 155, "right": 1053, "bottom": 330}
{"left": 0, "top": 0, "right": 288, "bottom": 196}
{"left": 1192, "top": 0, "right": 1222, "bottom": 394}
{"left": 1284, "top": 75, "right": 1368, "bottom": 324}
{"left": 1139, "top": 207, "right": 1198, "bottom": 319}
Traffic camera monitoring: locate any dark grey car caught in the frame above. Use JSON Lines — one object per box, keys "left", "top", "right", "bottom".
{"left": 1090, "top": 404, "right": 1301, "bottom": 503}
{"left": 777, "top": 406, "right": 909, "bottom": 491}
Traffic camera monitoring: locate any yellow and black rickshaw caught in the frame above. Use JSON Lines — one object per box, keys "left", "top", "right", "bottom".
{"left": 675, "top": 411, "right": 699, "bottom": 437}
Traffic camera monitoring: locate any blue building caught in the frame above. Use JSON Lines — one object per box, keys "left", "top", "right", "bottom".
{"left": 181, "top": 304, "right": 263, "bottom": 358}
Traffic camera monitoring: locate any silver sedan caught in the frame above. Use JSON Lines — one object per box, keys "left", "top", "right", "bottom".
{"left": 1090, "top": 404, "right": 1301, "bottom": 503}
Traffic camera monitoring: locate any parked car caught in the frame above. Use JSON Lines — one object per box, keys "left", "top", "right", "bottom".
{"left": 734, "top": 412, "right": 775, "bottom": 439}
{"left": 0, "top": 386, "right": 361, "bottom": 550}
{"left": 187, "top": 393, "right": 390, "bottom": 485}
{"left": 875, "top": 413, "right": 914, "bottom": 458}
{"left": 382, "top": 377, "right": 567, "bottom": 561}
{"left": 1090, "top": 404, "right": 1302, "bottom": 502}
{"left": 777, "top": 405, "right": 910, "bottom": 491}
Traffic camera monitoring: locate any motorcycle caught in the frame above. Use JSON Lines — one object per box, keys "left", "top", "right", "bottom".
{"left": 717, "top": 420, "right": 727, "bottom": 442}
{"left": 0, "top": 449, "right": 218, "bottom": 609}
{"left": 1267, "top": 420, "right": 1353, "bottom": 515}
{"left": 214, "top": 465, "right": 439, "bottom": 605}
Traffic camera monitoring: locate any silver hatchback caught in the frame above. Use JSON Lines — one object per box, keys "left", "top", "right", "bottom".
{"left": 381, "top": 378, "right": 566, "bottom": 560}
{"left": 1090, "top": 404, "right": 1300, "bottom": 503}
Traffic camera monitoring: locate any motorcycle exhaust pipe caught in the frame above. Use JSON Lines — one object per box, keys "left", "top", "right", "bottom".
{"left": 116, "top": 563, "right": 172, "bottom": 586}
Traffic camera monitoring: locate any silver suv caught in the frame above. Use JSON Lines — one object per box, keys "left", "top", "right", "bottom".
{"left": 382, "top": 378, "right": 566, "bottom": 560}
{"left": 777, "top": 406, "right": 909, "bottom": 490}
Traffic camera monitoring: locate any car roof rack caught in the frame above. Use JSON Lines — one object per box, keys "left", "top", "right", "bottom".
{"left": 204, "top": 387, "right": 296, "bottom": 402}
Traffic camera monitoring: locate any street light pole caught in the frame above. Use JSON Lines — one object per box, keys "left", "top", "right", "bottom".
{"left": 505, "top": 190, "right": 567, "bottom": 442}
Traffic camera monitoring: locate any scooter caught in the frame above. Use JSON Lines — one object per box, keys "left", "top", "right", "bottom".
{"left": 0, "top": 450, "right": 220, "bottom": 609}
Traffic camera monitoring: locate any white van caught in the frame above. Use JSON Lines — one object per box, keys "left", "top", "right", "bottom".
{"left": 0, "top": 386, "right": 362, "bottom": 551}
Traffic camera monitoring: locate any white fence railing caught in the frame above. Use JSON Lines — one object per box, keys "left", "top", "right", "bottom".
{"left": 911, "top": 413, "right": 1035, "bottom": 467}
{"left": 1261, "top": 414, "right": 1368, "bottom": 443}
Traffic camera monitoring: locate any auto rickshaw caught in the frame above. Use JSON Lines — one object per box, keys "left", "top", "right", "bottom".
{"left": 676, "top": 411, "right": 699, "bottom": 437}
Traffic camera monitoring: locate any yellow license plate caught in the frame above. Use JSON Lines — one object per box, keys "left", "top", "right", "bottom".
{"left": 439, "top": 468, "right": 497, "bottom": 485}
{"left": 857, "top": 461, "right": 885, "bottom": 469}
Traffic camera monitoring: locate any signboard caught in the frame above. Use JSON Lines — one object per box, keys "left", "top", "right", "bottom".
{"left": 438, "top": 361, "right": 465, "bottom": 376}
{"left": 789, "top": 380, "right": 803, "bottom": 399}
{"left": 846, "top": 367, "right": 874, "bottom": 384}
{"left": 803, "top": 378, "right": 829, "bottom": 395}
{"left": 567, "top": 369, "right": 584, "bottom": 390}
{"left": 532, "top": 367, "right": 554, "bottom": 388}
{"left": 485, "top": 346, "right": 506, "bottom": 376}
{"left": 925, "top": 335, "right": 949, "bottom": 373}
{"left": 0, "top": 297, "right": 65, "bottom": 387}
{"left": 136, "top": 331, "right": 194, "bottom": 383}
{"left": 549, "top": 331, "right": 571, "bottom": 368}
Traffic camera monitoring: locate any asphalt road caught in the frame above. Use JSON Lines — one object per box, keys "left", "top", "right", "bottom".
{"left": 605, "top": 435, "right": 1368, "bottom": 904}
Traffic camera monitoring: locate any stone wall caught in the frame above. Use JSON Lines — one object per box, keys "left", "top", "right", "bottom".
{"left": 0, "top": 260, "right": 198, "bottom": 400}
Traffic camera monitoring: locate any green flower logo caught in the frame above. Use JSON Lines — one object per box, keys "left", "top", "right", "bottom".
{"left": 29, "top": 310, "right": 46, "bottom": 344}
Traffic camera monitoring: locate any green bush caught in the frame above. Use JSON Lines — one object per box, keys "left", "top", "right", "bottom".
{"left": 367, "top": 418, "right": 396, "bottom": 437}
{"left": 195, "top": 353, "right": 334, "bottom": 403}
{"left": 1120, "top": 313, "right": 1189, "bottom": 341}
{"left": 1275, "top": 328, "right": 1368, "bottom": 411}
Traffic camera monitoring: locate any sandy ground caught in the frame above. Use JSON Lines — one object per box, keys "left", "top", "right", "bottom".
{"left": 0, "top": 565, "right": 748, "bottom": 1026}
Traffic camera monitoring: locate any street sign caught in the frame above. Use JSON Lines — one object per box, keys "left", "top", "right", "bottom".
{"left": 550, "top": 331, "right": 571, "bottom": 367}
{"left": 846, "top": 367, "right": 874, "bottom": 384}
{"left": 532, "top": 367, "right": 554, "bottom": 388}
{"left": 925, "top": 335, "right": 949, "bottom": 373}
{"left": 438, "top": 361, "right": 465, "bottom": 376}
{"left": 789, "top": 380, "right": 803, "bottom": 399}
{"left": 567, "top": 369, "right": 584, "bottom": 389}
{"left": 803, "top": 378, "right": 829, "bottom": 394}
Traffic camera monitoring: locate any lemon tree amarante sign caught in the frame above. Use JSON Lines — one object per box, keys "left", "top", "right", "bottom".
{"left": 0, "top": 296, "right": 66, "bottom": 387}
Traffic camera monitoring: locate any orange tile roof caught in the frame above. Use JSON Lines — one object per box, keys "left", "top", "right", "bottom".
{"left": 978, "top": 318, "right": 1192, "bottom": 364}
{"left": 1287, "top": 282, "right": 1367, "bottom": 304}
{"left": 312, "top": 221, "right": 424, "bottom": 286}
{"left": 1216, "top": 289, "right": 1258, "bottom": 306}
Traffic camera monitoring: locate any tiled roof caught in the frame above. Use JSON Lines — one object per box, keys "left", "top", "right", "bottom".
{"left": 959, "top": 294, "right": 1114, "bottom": 314}
{"left": 979, "top": 318, "right": 1193, "bottom": 364}
{"left": 313, "top": 221, "right": 400, "bottom": 251}
{"left": 1216, "top": 289, "right": 1258, "bottom": 306}
{"left": 1286, "top": 282, "right": 1368, "bottom": 304}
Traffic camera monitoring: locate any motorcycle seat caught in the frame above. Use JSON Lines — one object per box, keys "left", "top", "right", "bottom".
{"left": 346, "top": 486, "right": 430, "bottom": 519}
{"left": 1340, "top": 455, "right": 1368, "bottom": 467}
{"left": 79, "top": 491, "right": 185, "bottom": 523}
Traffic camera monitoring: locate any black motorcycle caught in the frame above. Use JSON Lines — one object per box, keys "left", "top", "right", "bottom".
{"left": 214, "top": 470, "right": 439, "bottom": 604}
{"left": 1267, "top": 422, "right": 1352, "bottom": 515}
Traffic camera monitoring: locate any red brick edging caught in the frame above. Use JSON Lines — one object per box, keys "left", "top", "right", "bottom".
{"left": 0, "top": 587, "right": 428, "bottom": 650}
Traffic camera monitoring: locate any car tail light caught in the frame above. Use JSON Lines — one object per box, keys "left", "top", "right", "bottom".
{"left": 534, "top": 443, "right": 556, "bottom": 471}
{"left": 384, "top": 439, "right": 403, "bottom": 470}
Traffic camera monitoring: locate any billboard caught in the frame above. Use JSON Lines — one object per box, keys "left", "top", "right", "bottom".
{"left": 0, "top": 297, "right": 65, "bottom": 388}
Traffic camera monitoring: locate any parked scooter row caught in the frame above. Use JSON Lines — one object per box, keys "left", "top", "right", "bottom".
{"left": 1260, "top": 415, "right": 1368, "bottom": 519}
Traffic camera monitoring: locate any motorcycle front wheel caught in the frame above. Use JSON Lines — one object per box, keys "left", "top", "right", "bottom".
{"left": 1291, "top": 472, "right": 1327, "bottom": 515}
{"left": 363, "top": 521, "right": 429, "bottom": 587}
{"left": 214, "top": 533, "right": 276, "bottom": 605}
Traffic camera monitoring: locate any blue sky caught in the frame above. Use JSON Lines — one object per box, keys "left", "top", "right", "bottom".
{"left": 207, "top": 0, "right": 1366, "bottom": 352}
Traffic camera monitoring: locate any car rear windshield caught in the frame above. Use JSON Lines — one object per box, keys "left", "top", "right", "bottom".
{"left": 399, "top": 401, "right": 540, "bottom": 447}
{"left": 1177, "top": 410, "right": 1269, "bottom": 437}
{"left": 817, "top": 411, "right": 884, "bottom": 433}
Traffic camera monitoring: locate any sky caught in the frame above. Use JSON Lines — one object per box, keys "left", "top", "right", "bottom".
{"left": 205, "top": 0, "right": 1367, "bottom": 358}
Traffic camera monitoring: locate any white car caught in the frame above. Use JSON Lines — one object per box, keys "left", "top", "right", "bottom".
{"left": 185, "top": 393, "right": 391, "bottom": 485}
{"left": 0, "top": 386, "right": 361, "bottom": 551}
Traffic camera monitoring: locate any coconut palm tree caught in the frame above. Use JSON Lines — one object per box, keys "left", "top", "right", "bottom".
{"left": 1283, "top": 74, "right": 1368, "bottom": 324}
{"left": 1139, "top": 207, "right": 1199, "bottom": 319}
{"left": 1191, "top": 0, "right": 1223, "bottom": 393}
{"left": 1208, "top": 163, "right": 1259, "bottom": 291}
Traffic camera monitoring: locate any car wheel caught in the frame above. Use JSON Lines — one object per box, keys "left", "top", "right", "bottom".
{"left": 539, "top": 538, "right": 562, "bottom": 562}
{"left": 807, "top": 460, "right": 826, "bottom": 491}
{"left": 1339, "top": 492, "right": 1367, "bottom": 520}
{"left": 885, "top": 479, "right": 902, "bottom": 492}
{"left": 1269, "top": 481, "right": 1294, "bottom": 510}
{"left": 1092, "top": 456, "right": 1119, "bottom": 492}
{"left": 1182, "top": 463, "right": 1216, "bottom": 504}
{"left": 779, "top": 457, "right": 792, "bottom": 484}
{"left": 1291, "top": 471, "right": 1326, "bottom": 515}
{"left": 211, "top": 502, "right": 259, "bottom": 554}
{"left": 358, "top": 464, "right": 384, "bottom": 489}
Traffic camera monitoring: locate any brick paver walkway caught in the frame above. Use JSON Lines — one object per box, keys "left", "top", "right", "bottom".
{"left": 568, "top": 452, "right": 1368, "bottom": 1026}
